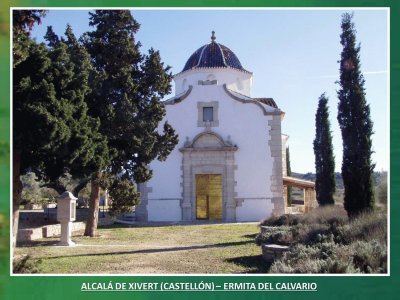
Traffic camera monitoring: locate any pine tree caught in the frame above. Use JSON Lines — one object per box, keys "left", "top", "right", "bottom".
{"left": 313, "top": 93, "right": 336, "bottom": 206}
{"left": 286, "top": 146, "right": 292, "bottom": 206}
{"left": 337, "top": 13, "right": 375, "bottom": 217}
{"left": 82, "top": 10, "right": 178, "bottom": 236}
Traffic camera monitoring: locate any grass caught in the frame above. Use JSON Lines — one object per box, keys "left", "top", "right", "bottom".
{"left": 14, "top": 223, "right": 267, "bottom": 274}
{"left": 257, "top": 206, "right": 387, "bottom": 274}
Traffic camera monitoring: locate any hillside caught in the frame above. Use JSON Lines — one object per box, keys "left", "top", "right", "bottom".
{"left": 291, "top": 171, "right": 385, "bottom": 190}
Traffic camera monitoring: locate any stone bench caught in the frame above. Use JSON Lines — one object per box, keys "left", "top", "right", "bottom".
{"left": 261, "top": 243, "right": 290, "bottom": 262}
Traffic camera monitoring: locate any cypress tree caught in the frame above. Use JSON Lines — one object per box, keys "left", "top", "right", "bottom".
{"left": 82, "top": 10, "right": 178, "bottom": 236}
{"left": 313, "top": 93, "right": 336, "bottom": 206}
{"left": 337, "top": 13, "right": 375, "bottom": 217}
{"left": 286, "top": 146, "right": 292, "bottom": 206}
{"left": 13, "top": 14, "right": 109, "bottom": 246}
{"left": 40, "top": 25, "right": 111, "bottom": 185}
{"left": 13, "top": 10, "right": 47, "bottom": 67}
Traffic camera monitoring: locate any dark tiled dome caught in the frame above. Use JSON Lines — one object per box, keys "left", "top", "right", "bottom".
{"left": 181, "top": 31, "right": 250, "bottom": 73}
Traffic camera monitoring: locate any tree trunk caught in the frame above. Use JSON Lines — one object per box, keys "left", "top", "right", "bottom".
{"left": 73, "top": 178, "right": 90, "bottom": 197}
{"left": 84, "top": 171, "right": 101, "bottom": 237}
{"left": 41, "top": 179, "right": 67, "bottom": 195}
{"left": 12, "top": 151, "right": 23, "bottom": 247}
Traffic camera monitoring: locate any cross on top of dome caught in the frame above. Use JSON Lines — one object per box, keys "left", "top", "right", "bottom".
{"left": 211, "top": 31, "right": 216, "bottom": 42}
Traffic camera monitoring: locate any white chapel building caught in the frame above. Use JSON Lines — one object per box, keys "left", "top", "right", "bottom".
{"left": 135, "top": 32, "right": 288, "bottom": 222}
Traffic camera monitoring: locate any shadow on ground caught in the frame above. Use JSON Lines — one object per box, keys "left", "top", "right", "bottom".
{"left": 17, "top": 240, "right": 60, "bottom": 247}
{"left": 100, "top": 221, "right": 259, "bottom": 229}
{"left": 225, "top": 255, "right": 272, "bottom": 273}
{"left": 28, "top": 240, "right": 255, "bottom": 259}
{"left": 242, "top": 233, "right": 258, "bottom": 239}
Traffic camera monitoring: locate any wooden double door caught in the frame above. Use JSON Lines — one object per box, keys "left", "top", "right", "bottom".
{"left": 195, "top": 174, "right": 222, "bottom": 220}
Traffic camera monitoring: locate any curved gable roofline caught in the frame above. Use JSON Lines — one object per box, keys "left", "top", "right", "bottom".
{"left": 222, "top": 84, "right": 283, "bottom": 116}
{"left": 164, "top": 85, "right": 193, "bottom": 105}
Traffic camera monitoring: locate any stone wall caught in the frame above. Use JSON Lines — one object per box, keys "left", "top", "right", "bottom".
{"left": 17, "top": 228, "right": 43, "bottom": 242}
{"left": 42, "top": 222, "right": 86, "bottom": 238}
{"left": 17, "top": 216, "right": 113, "bottom": 243}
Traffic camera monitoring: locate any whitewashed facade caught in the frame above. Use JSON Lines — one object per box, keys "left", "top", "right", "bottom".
{"left": 136, "top": 33, "right": 285, "bottom": 222}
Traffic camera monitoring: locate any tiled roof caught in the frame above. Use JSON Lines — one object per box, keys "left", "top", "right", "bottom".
{"left": 225, "top": 87, "right": 279, "bottom": 110}
{"left": 181, "top": 32, "right": 250, "bottom": 73}
{"left": 254, "top": 98, "right": 278, "bottom": 109}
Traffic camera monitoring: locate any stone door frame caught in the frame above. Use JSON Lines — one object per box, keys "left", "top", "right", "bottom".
{"left": 180, "top": 131, "right": 238, "bottom": 222}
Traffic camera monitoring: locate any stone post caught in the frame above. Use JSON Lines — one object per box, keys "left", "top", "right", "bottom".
{"left": 57, "top": 191, "right": 77, "bottom": 246}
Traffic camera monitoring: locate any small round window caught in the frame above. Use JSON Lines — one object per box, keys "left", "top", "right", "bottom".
{"left": 207, "top": 74, "right": 216, "bottom": 81}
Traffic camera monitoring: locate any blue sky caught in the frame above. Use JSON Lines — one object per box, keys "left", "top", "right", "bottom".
{"left": 30, "top": 9, "right": 388, "bottom": 174}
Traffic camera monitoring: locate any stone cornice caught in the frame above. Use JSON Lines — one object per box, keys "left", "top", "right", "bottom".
{"left": 179, "top": 131, "right": 238, "bottom": 152}
{"left": 174, "top": 66, "right": 253, "bottom": 78}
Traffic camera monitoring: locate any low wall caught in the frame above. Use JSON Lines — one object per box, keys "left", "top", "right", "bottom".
{"left": 24, "top": 204, "right": 44, "bottom": 210}
{"left": 18, "top": 215, "right": 115, "bottom": 243}
{"left": 18, "top": 222, "right": 85, "bottom": 242}
{"left": 17, "top": 227, "right": 44, "bottom": 242}
{"left": 285, "top": 205, "right": 305, "bottom": 214}
{"left": 42, "top": 222, "right": 86, "bottom": 238}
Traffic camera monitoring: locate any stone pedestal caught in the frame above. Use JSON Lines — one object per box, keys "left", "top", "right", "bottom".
{"left": 56, "top": 191, "right": 77, "bottom": 247}
{"left": 58, "top": 221, "right": 75, "bottom": 246}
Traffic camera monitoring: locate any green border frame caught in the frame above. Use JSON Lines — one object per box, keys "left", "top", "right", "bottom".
{"left": 1, "top": 0, "right": 399, "bottom": 299}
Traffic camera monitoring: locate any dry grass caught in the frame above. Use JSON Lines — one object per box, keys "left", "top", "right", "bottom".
{"left": 260, "top": 205, "right": 348, "bottom": 227}
{"left": 14, "top": 223, "right": 267, "bottom": 274}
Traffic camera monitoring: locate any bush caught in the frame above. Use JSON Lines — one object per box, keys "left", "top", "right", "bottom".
{"left": 256, "top": 226, "right": 292, "bottom": 246}
{"left": 256, "top": 223, "right": 331, "bottom": 246}
{"left": 351, "top": 240, "right": 387, "bottom": 273}
{"left": 13, "top": 255, "right": 41, "bottom": 274}
{"left": 261, "top": 214, "right": 301, "bottom": 227}
{"left": 375, "top": 172, "right": 387, "bottom": 205}
{"left": 270, "top": 239, "right": 386, "bottom": 274}
{"left": 338, "top": 211, "right": 387, "bottom": 245}
{"left": 260, "top": 205, "right": 348, "bottom": 227}
{"left": 270, "top": 242, "right": 357, "bottom": 273}
{"left": 259, "top": 206, "right": 387, "bottom": 274}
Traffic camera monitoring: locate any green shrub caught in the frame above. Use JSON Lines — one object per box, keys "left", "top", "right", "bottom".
{"left": 256, "top": 226, "right": 292, "bottom": 246}
{"left": 257, "top": 223, "right": 334, "bottom": 246}
{"left": 270, "top": 242, "right": 357, "bottom": 273}
{"left": 301, "top": 206, "right": 348, "bottom": 226}
{"left": 259, "top": 206, "right": 387, "bottom": 274}
{"left": 261, "top": 214, "right": 301, "bottom": 226}
{"left": 260, "top": 205, "right": 348, "bottom": 227}
{"left": 375, "top": 172, "right": 387, "bottom": 205}
{"left": 270, "top": 239, "right": 386, "bottom": 274}
{"left": 336, "top": 211, "right": 387, "bottom": 245}
{"left": 351, "top": 240, "right": 387, "bottom": 273}
{"left": 13, "top": 255, "right": 41, "bottom": 274}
